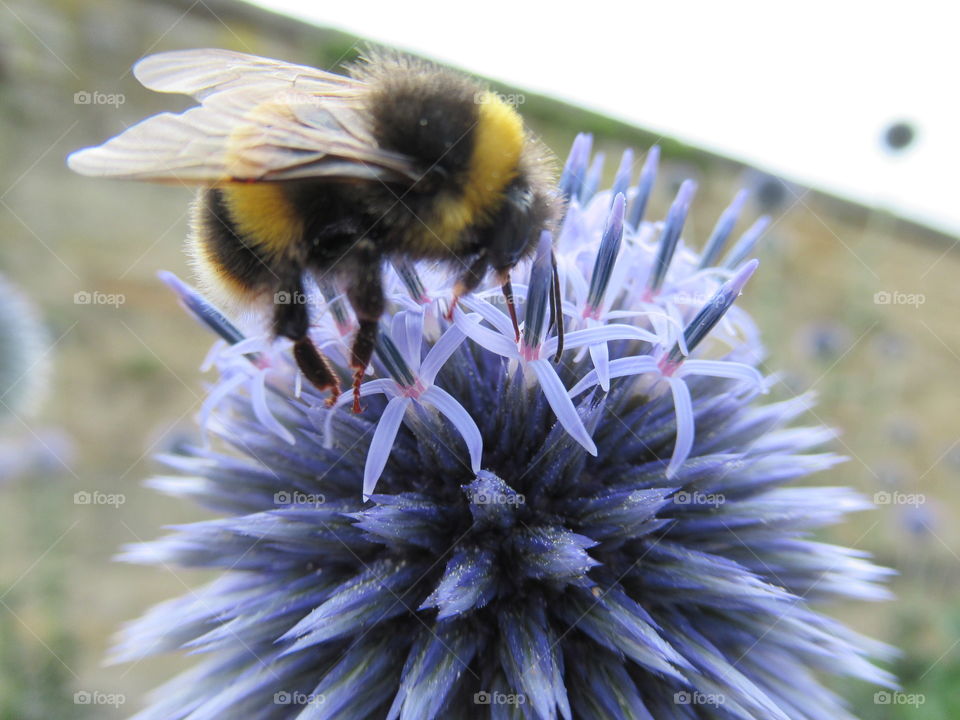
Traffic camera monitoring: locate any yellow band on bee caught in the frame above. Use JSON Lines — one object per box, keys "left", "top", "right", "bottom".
{"left": 429, "top": 91, "right": 524, "bottom": 246}
{"left": 221, "top": 183, "right": 304, "bottom": 256}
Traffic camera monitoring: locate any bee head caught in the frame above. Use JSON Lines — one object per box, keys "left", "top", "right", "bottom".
{"left": 488, "top": 177, "right": 559, "bottom": 276}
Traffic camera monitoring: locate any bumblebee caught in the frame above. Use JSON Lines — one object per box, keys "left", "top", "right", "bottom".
{"left": 69, "top": 49, "right": 562, "bottom": 411}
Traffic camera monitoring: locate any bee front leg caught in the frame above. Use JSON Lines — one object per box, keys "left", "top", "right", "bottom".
{"left": 446, "top": 254, "right": 488, "bottom": 320}
{"left": 273, "top": 279, "right": 341, "bottom": 403}
{"left": 344, "top": 243, "right": 385, "bottom": 414}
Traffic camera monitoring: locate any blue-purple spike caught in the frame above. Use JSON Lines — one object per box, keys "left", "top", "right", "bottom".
{"left": 375, "top": 329, "right": 417, "bottom": 388}
{"left": 665, "top": 259, "right": 759, "bottom": 365}
{"left": 626, "top": 146, "right": 659, "bottom": 228}
{"left": 392, "top": 258, "right": 429, "bottom": 304}
{"left": 698, "top": 189, "right": 748, "bottom": 269}
{"left": 610, "top": 149, "right": 634, "bottom": 207}
{"left": 559, "top": 133, "right": 593, "bottom": 202}
{"left": 724, "top": 215, "right": 771, "bottom": 269}
{"left": 579, "top": 152, "right": 605, "bottom": 206}
{"left": 318, "top": 279, "right": 353, "bottom": 333}
{"left": 158, "top": 271, "right": 245, "bottom": 346}
{"left": 522, "top": 232, "right": 554, "bottom": 351}
{"left": 646, "top": 179, "right": 696, "bottom": 294}
{"left": 585, "top": 194, "right": 626, "bottom": 313}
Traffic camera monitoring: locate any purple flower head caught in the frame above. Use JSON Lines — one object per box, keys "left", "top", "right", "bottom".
{"left": 119, "top": 140, "right": 894, "bottom": 720}
{"left": 0, "top": 273, "right": 51, "bottom": 419}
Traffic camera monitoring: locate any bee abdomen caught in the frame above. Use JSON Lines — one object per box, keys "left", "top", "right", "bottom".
{"left": 188, "top": 188, "right": 279, "bottom": 308}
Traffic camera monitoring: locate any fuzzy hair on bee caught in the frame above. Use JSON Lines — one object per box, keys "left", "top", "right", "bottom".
{"left": 68, "top": 48, "right": 563, "bottom": 412}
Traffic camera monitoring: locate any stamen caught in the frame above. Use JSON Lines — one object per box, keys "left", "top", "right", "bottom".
{"left": 724, "top": 216, "right": 770, "bottom": 269}
{"left": 610, "top": 149, "right": 634, "bottom": 206}
{"left": 664, "top": 259, "right": 759, "bottom": 365}
{"left": 626, "top": 145, "right": 660, "bottom": 228}
{"left": 559, "top": 132, "right": 593, "bottom": 202}
{"left": 586, "top": 193, "right": 626, "bottom": 313}
{"left": 158, "top": 271, "right": 244, "bottom": 345}
{"left": 521, "top": 232, "right": 553, "bottom": 354}
{"left": 579, "top": 152, "right": 605, "bottom": 205}
{"left": 318, "top": 279, "right": 353, "bottom": 336}
{"left": 698, "top": 189, "right": 748, "bottom": 269}
{"left": 375, "top": 329, "right": 417, "bottom": 388}
{"left": 392, "top": 258, "right": 430, "bottom": 304}
{"left": 646, "top": 179, "right": 696, "bottom": 295}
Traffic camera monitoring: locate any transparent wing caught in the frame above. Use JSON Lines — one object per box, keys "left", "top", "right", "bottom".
{"left": 68, "top": 50, "right": 419, "bottom": 185}
{"left": 132, "top": 48, "right": 356, "bottom": 100}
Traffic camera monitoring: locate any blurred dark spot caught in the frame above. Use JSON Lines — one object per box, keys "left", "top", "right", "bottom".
{"left": 877, "top": 464, "right": 907, "bottom": 488}
{"left": 898, "top": 503, "right": 936, "bottom": 539}
{"left": 887, "top": 418, "right": 918, "bottom": 448}
{"left": 754, "top": 176, "right": 787, "bottom": 211}
{"left": 797, "top": 321, "right": 851, "bottom": 362}
{"left": 883, "top": 121, "right": 916, "bottom": 152}
{"left": 871, "top": 331, "right": 908, "bottom": 361}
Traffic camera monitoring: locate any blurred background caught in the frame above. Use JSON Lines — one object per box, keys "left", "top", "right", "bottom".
{"left": 0, "top": 0, "right": 957, "bottom": 717}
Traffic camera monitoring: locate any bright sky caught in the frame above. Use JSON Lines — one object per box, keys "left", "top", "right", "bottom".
{"left": 250, "top": 0, "right": 958, "bottom": 236}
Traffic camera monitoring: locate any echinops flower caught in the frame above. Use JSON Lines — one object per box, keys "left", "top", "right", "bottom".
{"left": 0, "top": 272, "right": 50, "bottom": 419}
{"left": 116, "top": 136, "right": 894, "bottom": 720}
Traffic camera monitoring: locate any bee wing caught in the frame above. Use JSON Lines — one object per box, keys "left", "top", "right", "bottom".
{"left": 132, "top": 49, "right": 355, "bottom": 101}
{"left": 68, "top": 50, "right": 420, "bottom": 185}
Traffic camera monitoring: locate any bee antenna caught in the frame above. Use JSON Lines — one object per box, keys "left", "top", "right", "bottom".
{"left": 501, "top": 276, "right": 520, "bottom": 342}
{"left": 550, "top": 251, "right": 564, "bottom": 362}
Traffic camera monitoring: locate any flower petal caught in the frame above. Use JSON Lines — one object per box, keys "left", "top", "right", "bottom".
{"left": 568, "top": 355, "right": 659, "bottom": 397}
{"left": 530, "top": 359, "right": 597, "bottom": 455}
{"left": 588, "top": 341, "right": 611, "bottom": 392}
{"left": 458, "top": 294, "right": 516, "bottom": 338}
{"left": 453, "top": 311, "right": 519, "bottom": 359}
{"left": 421, "top": 386, "right": 483, "bottom": 472}
{"left": 666, "top": 377, "right": 694, "bottom": 478}
{"left": 363, "top": 396, "right": 411, "bottom": 499}
{"left": 678, "top": 359, "right": 765, "bottom": 390}
{"left": 389, "top": 310, "right": 424, "bottom": 368}
{"left": 322, "top": 379, "right": 396, "bottom": 449}
{"left": 250, "top": 369, "right": 295, "bottom": 445}
{"left": 419, "top": 325, "right": 467, "bottom": 385}
{"left": 198, "top": 370, "right": 248, "bottom": 438}
{"left": 556, "top": 323, "right": 658, "bottom": 352}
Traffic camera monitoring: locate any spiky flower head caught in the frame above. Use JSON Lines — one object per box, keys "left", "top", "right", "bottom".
{"left": 116, "top": 138, "right": 894, "bottom": 720}
{"left": 0, "top": 272, "right": 50, "bottom": 419}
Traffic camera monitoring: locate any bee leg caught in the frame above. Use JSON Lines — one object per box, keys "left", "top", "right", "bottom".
{"left": 445, "top": 255, "right": 489, "bottom": 320}
{"left": 273, "top": 279, "right": 341, "bottom": 403}
{"left": 348, "top": 321, "right": 378, "bottom": 414}
{"left": 344, "top": 244, "right": 386, "bottom": 414}
{"left": 550, "top": 250, "right": 564, "bottom": 361}
{"left": 292, "top": 338, "right": 341, "bottom": 405}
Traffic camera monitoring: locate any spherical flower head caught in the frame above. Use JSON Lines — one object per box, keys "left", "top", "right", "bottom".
{"left": 0, "top": 272, "right": 50, "bottom": 419}
{"left": 117, "top": 138, "right": 895, "bottom": 720}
